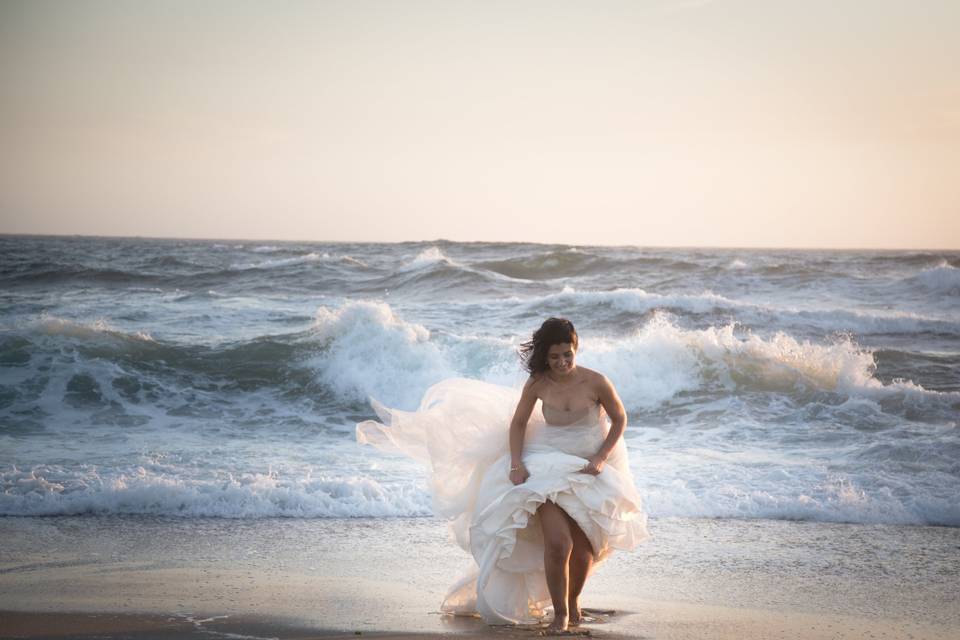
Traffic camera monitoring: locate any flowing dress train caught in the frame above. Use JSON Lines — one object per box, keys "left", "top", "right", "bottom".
{"left": 356, "top": 377, "right": 649, "bottom": 624}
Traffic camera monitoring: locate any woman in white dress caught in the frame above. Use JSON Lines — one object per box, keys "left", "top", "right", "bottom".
{"left": 356, "top": 318, "right": 648, "bottom": 634}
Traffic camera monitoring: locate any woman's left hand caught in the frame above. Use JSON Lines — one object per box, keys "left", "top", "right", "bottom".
{"left": 580, "top": 455, "right": 605, "bottom": 475}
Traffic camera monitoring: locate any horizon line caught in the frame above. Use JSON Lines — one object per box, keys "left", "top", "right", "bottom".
{"left": 0, "top": 231, "right": 957, "bottom": 253}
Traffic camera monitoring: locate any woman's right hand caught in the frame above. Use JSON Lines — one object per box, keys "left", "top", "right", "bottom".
{"left": 509, "top": 462, "right": 529, "bottom": 485}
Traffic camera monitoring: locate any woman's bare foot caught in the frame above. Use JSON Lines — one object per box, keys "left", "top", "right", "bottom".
{"left": 568, "top": 598, "right": 582, "bottom": 626}
{"left": 544, "top": 610, "right": 569, "bottom": 635}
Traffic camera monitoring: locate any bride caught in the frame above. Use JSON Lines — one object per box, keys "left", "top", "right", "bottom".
{"left": 356, "top": 317, "right": 649, "bottom": 634}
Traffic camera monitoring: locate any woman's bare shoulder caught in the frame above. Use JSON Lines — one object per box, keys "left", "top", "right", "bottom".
{"left": 576, "top": 366, "right": 605, "bottom": 381}
{"left": 523, "top": 374, "right": 547, "bottom": 393}
{"left": 578, "top": 367, "right": 611, "bottom": 390}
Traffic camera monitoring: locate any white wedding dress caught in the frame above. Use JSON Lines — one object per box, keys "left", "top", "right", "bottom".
{"left": 356, "top": 377, "right": 649, "bottom": 624}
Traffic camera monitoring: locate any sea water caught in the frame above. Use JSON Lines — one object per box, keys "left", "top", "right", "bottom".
{"left": 1, "top": 236, "right": 958, "bottom": 526}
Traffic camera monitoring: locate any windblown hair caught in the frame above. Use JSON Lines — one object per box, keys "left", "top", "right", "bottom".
{"left": 519, "top": 317, "right": 579, "bottom": 375}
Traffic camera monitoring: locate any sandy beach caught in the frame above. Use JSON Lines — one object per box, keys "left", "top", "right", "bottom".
{"left": 2, "top": 515, "right": 957, "bottom": 639}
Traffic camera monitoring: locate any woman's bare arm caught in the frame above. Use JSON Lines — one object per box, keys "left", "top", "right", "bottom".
{"left": 508, "top": 377, "right": 539, "bottom": 484}
{"left": 582, "top": 374, "right": 627, "bottom": 474}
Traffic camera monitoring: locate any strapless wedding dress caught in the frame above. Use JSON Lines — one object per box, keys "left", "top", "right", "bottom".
{"left": 356, "top": 377, "right": 649, "bottom": 624}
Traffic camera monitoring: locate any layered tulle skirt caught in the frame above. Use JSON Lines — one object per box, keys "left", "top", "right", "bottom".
{"left": 356, "top": 377, "right": 649, "bottom": 624}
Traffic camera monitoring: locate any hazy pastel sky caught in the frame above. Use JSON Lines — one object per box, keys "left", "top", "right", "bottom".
{"left": 1, "top": 0, "right": 958, "bottom": 248}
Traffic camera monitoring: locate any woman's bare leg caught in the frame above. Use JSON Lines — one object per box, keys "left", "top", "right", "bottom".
{"left": 537, "top": 500, "right": 573, "bottom": 633}
{"left": 564, "top": 511, "right": 595, "bottom": 625}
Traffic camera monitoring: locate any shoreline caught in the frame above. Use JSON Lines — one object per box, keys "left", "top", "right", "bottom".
{"left": 3, "top": 602, "right": 955, "bottom": 640}
{"left": 0, "top": 610, "right": 493, "bottom": 639}
{"left": 1, "top": 515, "right": 958, "bottom": 639}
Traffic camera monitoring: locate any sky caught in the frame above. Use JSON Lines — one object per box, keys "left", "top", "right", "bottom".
{"left": 1, "top": 0, "right": 958, "bottom": 249}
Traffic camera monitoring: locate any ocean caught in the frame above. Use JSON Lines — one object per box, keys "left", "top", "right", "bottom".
{"left": 2, "top": 235, "right": 958, "bottom": 527}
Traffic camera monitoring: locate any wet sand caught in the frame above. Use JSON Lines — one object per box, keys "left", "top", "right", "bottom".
{"left": 1, "top": 516, "right": 958, "bottom": 639}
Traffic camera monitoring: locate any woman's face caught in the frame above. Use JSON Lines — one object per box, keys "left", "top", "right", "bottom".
{"left": 546, "top": 342, "right": 576, "bottom": 376}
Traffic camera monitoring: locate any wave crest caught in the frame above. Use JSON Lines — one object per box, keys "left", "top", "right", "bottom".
{"left": 911, "top": 263, "right": 960, "bottom": 295}
{"left": 310, "top": 302, "right": 454, "bottom": 408}
{"left": 478, "top": 249, "right": 609, "bottom": 280}
{"left": 582, "top": 313, "right": 953, "bottom": 408}
{"left": 0, "top": 464, "right": 431, "bottom": 518}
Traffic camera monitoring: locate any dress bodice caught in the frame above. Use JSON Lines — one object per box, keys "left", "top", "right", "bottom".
{"left": 541, "top": 400, "right": 604, "bottom": 427}
{"left": 528, "top": 400, "right": 607, "bottom": 459}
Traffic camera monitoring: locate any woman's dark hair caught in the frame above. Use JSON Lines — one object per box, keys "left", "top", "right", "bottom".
{"left": 519, "top": 317, "right": 579, "bottom": 375}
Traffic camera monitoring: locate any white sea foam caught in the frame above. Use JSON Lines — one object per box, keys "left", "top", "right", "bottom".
{"left": 525, "top": 286, "right": 959, "bottom": 334}
{"left": 232, "top": 252, "right": 366, "bottom": 270}
{"left": 340, "top": 255, "right": 369, "bottom": 267}
{"left": 230, "top": 253, "right": 326, "bottom": 270}
{"left": 400, "top": 247, "right": 456, "bottom": 271}
{"left": 581, "top": 316, "right": 703, "bottom": 408}
{"left": 0, "top": 464, "right": 431, "bottom": 518}
{"left": 306, "top": 301, "right": 540, "bottom": 408}
{"left": 310, "top": 301, "right": 456, "bottom": 409}
{"left": 3, "top": 456, "right": 956, "bottom": 525}
{"left": 398, "top": 246, "right": 521, "bottom": 279}
{"left": 535, "top": 286, "right": 734, "bottom": 315}
{"left": 303, "top": 301, "right": 955, "bottom": 412}
{"left": 639, "top": 472, "right": 960, "bottom": 526}
{"left": 36, "top": 315, "right": 155, "bottom": 343}
{"left": 656, "top": 318, "right": 842, "bottom": 395}
{"left": 582, "top": 312, "right": 959, "bottom": 408}
{"left": 396, "top": 247, "right": 534, "bottom": 283}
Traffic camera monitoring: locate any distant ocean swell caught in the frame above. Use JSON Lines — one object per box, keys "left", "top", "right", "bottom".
{"left": 3, "top": 248, "right": 958, "bottom": 295}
